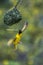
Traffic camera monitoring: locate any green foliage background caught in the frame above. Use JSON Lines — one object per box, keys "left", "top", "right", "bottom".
{"left": 0, "top": 0, "right": 43, "bottom": 65}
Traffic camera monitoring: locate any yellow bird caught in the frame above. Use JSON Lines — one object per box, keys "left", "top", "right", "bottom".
{"left": 7, "top": 22, "right": 28, "bottom": 50}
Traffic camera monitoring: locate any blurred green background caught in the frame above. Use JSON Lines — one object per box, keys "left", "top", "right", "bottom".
{"left": 0, "top": 0, "right": 43, "bottom": 65}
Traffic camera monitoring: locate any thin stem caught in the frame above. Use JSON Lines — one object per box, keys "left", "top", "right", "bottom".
{"left": 15, "top": 0, "right": 22, "bottom": 8}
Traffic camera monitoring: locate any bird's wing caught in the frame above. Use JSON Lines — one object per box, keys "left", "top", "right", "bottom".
{"left": 7, "top": 39, "right": 13, "bottom": 46}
